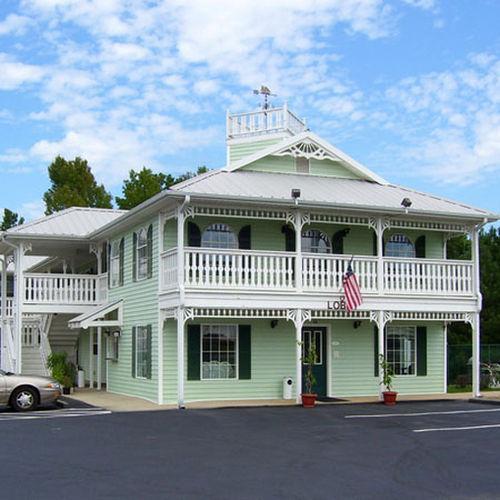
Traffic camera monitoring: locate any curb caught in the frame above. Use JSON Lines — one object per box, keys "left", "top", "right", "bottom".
{"left": 469, "top": 397, "right": 500, "bottom": 406}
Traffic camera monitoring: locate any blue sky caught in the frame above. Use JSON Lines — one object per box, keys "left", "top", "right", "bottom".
{"left": 0, "top": 0, "right": 499, "bottom": 220}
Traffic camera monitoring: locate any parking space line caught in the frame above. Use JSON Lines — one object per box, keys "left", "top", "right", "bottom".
{"left": 0, "top": 408, "right": 111, "bottom": 420}
{"left": 413, "top": 423, "right": 500, "bottom": 433}
{"left": 345, "top": 408, "right": 500, "bottom": 419}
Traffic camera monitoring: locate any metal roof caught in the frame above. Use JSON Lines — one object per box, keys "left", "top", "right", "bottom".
{"left": 171, "top": 170, "right": 495, "bottom": 219}
{"left": 5, "top": 207, "right": 126, "bottom": 238}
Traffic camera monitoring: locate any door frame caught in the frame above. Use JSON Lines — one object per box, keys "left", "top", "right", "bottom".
{"left": 302, "top": 323, "right": 331, "bottom": 398}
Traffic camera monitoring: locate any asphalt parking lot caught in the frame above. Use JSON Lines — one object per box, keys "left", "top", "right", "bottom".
{"left": 0, "top": 400, "right": 499, "bottom": 499}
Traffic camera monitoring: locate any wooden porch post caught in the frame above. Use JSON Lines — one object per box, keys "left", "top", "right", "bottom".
{"left": 295, "top": 312, "right": 302, "bottom": 404}
{"left": 96, "top": 326, "right": 102, "bottom": 390}
{"left": 1, "top": 255, "right": 6, "bottom": 320}
{"left": 89, "top": 328, "right": 94, "bottom": 389}
{"left": 472, "top": 313, "right": 481, "bottom": 398}
{"left": 294, "top": 211, "right": 303, "bottom": 293}
{"left": 376, "top": 218, "right": 384, "bottom": 296}
{"left": 14, "top": 245, "right": 26, "bottom": 374}
{"left": 177, "top": 308, "right": 185, "bottom": 409}
{"left": 378, "top": 310, "right": 385, "bottom": 401}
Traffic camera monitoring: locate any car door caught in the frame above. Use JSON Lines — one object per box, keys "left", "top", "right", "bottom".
{"left": 0, "top": 372, "right": 8, "bottom": 405}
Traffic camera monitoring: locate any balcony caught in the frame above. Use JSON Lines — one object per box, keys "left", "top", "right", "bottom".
{"left": 161, "top": 248, "right": 474, "bottom": 297}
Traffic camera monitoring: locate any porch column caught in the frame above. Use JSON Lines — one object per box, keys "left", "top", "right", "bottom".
{"left": 376, "top": 218, "right": 384, "bottom": 296}
{"left": 177, "top": 201, "right": 188, "bottom": 304}
{"left": 443, "top": 322, "right": 448, "bottom": 393}
{"left": 294, "top": 211, "right": 303, "bottom": 293}
{"left": 14, "top": 244, "right": 26, "bottom": 374}
{"left": 89, "top": 328, "right": 94, "bottom": 389}
{"left": 289, "top": 309, "right": 310, "bottom": 404}
{"left": 472, "top": 313, "right": 481, "bottom": 398}
{"left": 1, "top": 255, "right": 6, "bottom": 320}
{"left": 377, "top": 310, "right": 385, "bottom": 401}
{"left": 96, "top": 327, "right": 102, "bottom": 390}
{"left": 177, "top": 307, "right": 186, "bottom": 408}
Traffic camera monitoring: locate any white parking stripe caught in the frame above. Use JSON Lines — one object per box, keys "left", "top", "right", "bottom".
{"left": 414, "top": 423, "right": 500, "bottom": 433}
{"left": 0, "top": 408, "right": 111, "bottom": 420}
{"left": 345, "top": 408, "right": 500, "bottom": 419}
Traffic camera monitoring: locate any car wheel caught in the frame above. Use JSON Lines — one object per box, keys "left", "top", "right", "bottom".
{"left": 11, "top": 387, "right": 38, "bottom": 412}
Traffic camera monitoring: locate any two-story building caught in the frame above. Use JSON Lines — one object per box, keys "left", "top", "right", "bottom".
{"left": 0, "top": 104, "right": 497, "bottom": 407}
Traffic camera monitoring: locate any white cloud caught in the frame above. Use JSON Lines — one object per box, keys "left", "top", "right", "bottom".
{"left": 0, "top": 53, "right": 44, "bottom": 90}
{"left": 400, "top": 0, "right": 436, "bottom": 10}
{"left": 20, "top": 200, "right": 45, "bottom": 220}
{"left": 0, "top": 14, "right": 32, "bottom": 36}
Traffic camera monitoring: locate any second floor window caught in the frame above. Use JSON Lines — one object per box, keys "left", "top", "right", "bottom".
{"left": 109, "top": 238, "right": 123, "bottom": 288}
{"left": 134, "top": 225, "right": 152, "bottom": 281}
{"left": 301, "top": 229, "right": 331, "bottom": 253}
{"left": 385, "top": 234, "right": 415, "bottom": 258}
{"left": 201, "top": 223, "right": 238, "bottom": 249}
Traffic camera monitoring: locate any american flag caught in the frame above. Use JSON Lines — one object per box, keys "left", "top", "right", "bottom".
{"left": 343, "top": 262, "right": 363, "bottom": 311}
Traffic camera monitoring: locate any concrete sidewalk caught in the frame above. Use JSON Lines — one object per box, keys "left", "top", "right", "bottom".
{"left": 64, "top": 388, "right": 496, "bottom": 412}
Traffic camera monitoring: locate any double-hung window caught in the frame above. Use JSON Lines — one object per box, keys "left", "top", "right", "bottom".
{"left": 135, "top": 227, "right": 149, "bottom": 281}
{"left": 201, "top": 325, "right": 238, "bottom": 380}
{"left": 386, "top": 326, "right": 416, "bottom": 376}
{"left": 110, "top": 239, "right": 122, "bottom": 288}
{"left": 134, "top": 326, "right": 150, "bottom": 379}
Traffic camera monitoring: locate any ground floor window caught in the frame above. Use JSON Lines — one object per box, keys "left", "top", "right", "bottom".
{"left": 386, "top": 326, "right": 416, "bottom": 376}
{"left": 135, "top": 326, "right": 150, "bottom": 379}
{"left": 201, "top": 325, "right": 237, "bottom": 380}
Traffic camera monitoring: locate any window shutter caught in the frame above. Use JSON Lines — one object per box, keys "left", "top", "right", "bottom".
{"left": 187, "top": 324, "right": 201, "bottom": 380}
{"left": 187, "top": 222, "right": 201, "bottom": 247}
{"left": 146, "top": 325, "right": 152, "bottom": 379}
{"left": 132, "top": 232, "right": 137, "bottom": 282}
{"left": 131, "top": 327, "right": 136, "bottom": 378}
{"left": 373, "top": 325, "right": 379, "bottom": 377}
{"left": 372, "top": 232, "right": 377, "bottom": 256}
{"left": 147, "top": 224, "right": 153, "bottom": 279}
{"left": 119, "top": 238, "right": 124, "bottom": 286}
{"left": 332, "top": 229, "right": 350, "bottom": 255}
{"left": 107, "top": 242, "right": 111, "bottom": 287}
{"left": 238, "top": 225, "right": 251, "bottom": 250}
{"left": 416, "top": 326, "right": 427, "bottom": 376}
{"left": 238, "top": 325, "right": 251, "bottom": 380}
{"left": 281, "top": 225, "right": 296, "bottom": 252}
{"left": 415, "top": 236, "right": 426, "bottom": 259}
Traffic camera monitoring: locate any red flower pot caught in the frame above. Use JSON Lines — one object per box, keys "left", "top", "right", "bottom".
{"left": 301, "top": 393, "right": 317, "bottom": 408}
{"left": 382, "top": 391, "right": 398, "bottom": 405}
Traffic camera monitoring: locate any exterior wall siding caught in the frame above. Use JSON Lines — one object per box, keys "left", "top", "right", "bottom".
{"left": 107, "top": 217, "right": 160, "bottom": 402}
{"left": 229, "top": 138, "right": 283, "bottom": 163}
{"left": 330, "top": 321, "right": 444, "bottom": 397}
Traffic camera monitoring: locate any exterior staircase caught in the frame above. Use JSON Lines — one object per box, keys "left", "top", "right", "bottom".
{"left": 47, "top": 314, "right": 80, "bottom": 366}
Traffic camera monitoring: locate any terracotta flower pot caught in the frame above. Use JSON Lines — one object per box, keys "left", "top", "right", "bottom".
{"left": 301, "top": 393, "right": 317, "bottom": 408}
{"left": 382, "top": 391, "right": 398, "bottom": 405}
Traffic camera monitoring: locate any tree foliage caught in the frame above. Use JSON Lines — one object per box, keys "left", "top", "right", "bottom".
{"left": 115, "top": 165, "right": 208, "bottom": 210}
{"left": 0, "top": 208, "right": 24, "bottom": 231}
{"left": 43, "top": 156, "right": 113, "bottom": 215}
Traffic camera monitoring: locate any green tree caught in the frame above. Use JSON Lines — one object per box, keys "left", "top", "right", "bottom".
{"left": 43, "top": 156, "right": 113, "bottom": 215}
{"left": 0, "top": 208, "right": 24, "bottom": 231}
{"left": 115, "top": 165, "right": 209, "bottom": 210}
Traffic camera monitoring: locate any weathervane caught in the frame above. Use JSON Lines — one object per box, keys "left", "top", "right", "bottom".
{"left": 253, "top": 85, "right": 276, "bottom": 110}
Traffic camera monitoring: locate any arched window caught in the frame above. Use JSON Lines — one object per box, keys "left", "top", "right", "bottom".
{"left": 385, "top": 234, "right": 415, "bottom": 258}
{"left": 301, "top": 229, "right": 332, "bottom": 253}
{"left": 201, "top": 223, "right": 238, "bottom": 249}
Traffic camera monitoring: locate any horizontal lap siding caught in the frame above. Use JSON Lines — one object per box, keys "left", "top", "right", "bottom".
{"left": 107, "top": 218, "right": 159, "bottom": 402}
{"left": 163, "top": 319, "right": 295, "bottom": 403}
{"left": 331, "top": 322, "right": 444, "bottom": 397}
{"left": 229, "top": 138, "right": 283, "bottom": 163}
{"left": 309, "top": 158, "right": 361, "bottom": 179}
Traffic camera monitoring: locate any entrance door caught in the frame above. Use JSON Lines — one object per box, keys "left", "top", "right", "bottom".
{"left": 302, "top": 327, "right": 327, "bottom": 397}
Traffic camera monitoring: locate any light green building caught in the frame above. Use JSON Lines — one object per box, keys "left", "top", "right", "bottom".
{"left": 1, "top": 104, "right": 497, "bottom": 407}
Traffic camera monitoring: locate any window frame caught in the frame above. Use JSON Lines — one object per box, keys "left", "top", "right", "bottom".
{"left": 134, "top": 325, "right": 150, "bottom": 380}
{"left": 385, "top": 234, "right": 416, "bottom": 259}
{"left": 385, "top": 326, "right": 417, "bottom": 377}
{"left": 135, "top": 227, "right": 149, "bottom": 282}
{"left": 200, "top": 324, "right": 239, "bottom": 381}
{"left": 109, "top": 239, "right": 122, "bottom": 288}
{"left": 301, "top": 229, "right": 332, "bottom": 254}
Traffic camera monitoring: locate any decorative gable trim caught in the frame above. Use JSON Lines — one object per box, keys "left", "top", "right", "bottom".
{"left": 223, "top": 131, "right": 388, "bottom": 185}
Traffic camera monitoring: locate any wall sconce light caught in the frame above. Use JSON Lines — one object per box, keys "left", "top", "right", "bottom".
{"left": 353, "top": 320, "right": 362, "bottom": 330}
{"left": 270, "top": 319, "right": 279, "bottom": 329}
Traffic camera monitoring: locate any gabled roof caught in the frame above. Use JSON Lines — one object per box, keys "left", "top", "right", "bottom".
{"left": 223, "top": 131, "right": 388, "bottom": 185}
{"left": 4, "top": 207, "right": 126, "bottom": 239}
{"left": 170, "top": 170, "right": 494, "bottom": 219}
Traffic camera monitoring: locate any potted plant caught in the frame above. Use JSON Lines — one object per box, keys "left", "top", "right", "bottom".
{"left": 47, "top": 352, "right": 75, "bottom": 395}
{"left": 379, "top": 354, "right": 397, "bottom": 405}
{"left": 301, "top": 342, "right": 317, "bottom": 408}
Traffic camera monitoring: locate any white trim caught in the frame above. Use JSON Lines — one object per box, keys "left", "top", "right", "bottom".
{"left": 443, "top": 323, "right": 448, "bottom": 393}
{"left": 223, "top": 131, "right": 388, "bottom": 185}
{"left": 385, "top": 325, "right": 417, "bottom": 377}
{"left": 135, "top": 226, "right": 149, "bottom": 282}
{"left": 199, "top": 324, "right": 239, "bottom": 381}
{"left": 302, "top": 322, "right": 331, "bottom": 397}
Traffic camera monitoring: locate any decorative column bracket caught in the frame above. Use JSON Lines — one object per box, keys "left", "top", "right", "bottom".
{"left": 286, "top": 211, "right": 310, "bottom": 230}
{"left": 175, "top": 307, "right": 194, "bottom": 323}
{"left": 286, "top": 308, "right": 311, "bottom": 329}
{"left": 368, "top": 217, "right": 390, "bottom": 235}
{"left": 369, "top": 310, "right": 393, "bottom": 328}
{"left": 181, "top": 205, "right": 195, "bottom": 220}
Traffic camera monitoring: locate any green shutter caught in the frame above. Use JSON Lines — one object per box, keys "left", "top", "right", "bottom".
{"left": 416, "top": 326, "right": 427, "bottom": 376}
{"left": 131, "top": 327, "right": 136, "bottom": 378}
{"left": 374, "top": 325, "right": 379, "bottom": 377}
{"left": 238, "top": 225, "right": 251, "bottom": 250}
{"left": 187, "top": 222, "right": 201, "bottom": 247}
{"left": 147, "top": 224, "right": 153, "bottom": 279}
{"left": 238, "top": 325, "right": 251, "bottom": 380}
{"left": 119, "top": 238, "right": 124, "bottom": 286}
{"left": 372, "top": 232, "right": 377, "bottom": 256}
{"left": 146, "top": 325, "right": 152, "bottom": 379}
{"left": 332, "top": 228, "right": 350, "bottom": 255}
{"left": 281, "top": 225, "right": 296, "bottom": 252}
{"left": 187, "top": 324, "right": 201, "bottom": 381}
{"left": 132, "top": 232, "right": 137, "bottom": 281}
{"left": 415, "top": 235, "right": 426, "bottom": 259}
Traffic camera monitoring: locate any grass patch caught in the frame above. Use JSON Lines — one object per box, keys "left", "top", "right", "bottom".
{"left": 447, "top": 385, "right": 498, "bottom": 393}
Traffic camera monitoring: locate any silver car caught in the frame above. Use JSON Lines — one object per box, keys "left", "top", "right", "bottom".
{"left": 0, "top": 369, "right": 62, "bottom": 412}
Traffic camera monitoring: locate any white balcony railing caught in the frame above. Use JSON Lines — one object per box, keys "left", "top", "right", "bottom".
{"left": 227, "top": 107, "right": 306, "bottom": 139}
{"left": 0, "top": 298, "right": 14, "bottom": 316}
{"left": 162, "top": 248, "right": 475, "bottom": 298}
{"left": 24, "top": 273, "right": 107, "bottom": 306}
